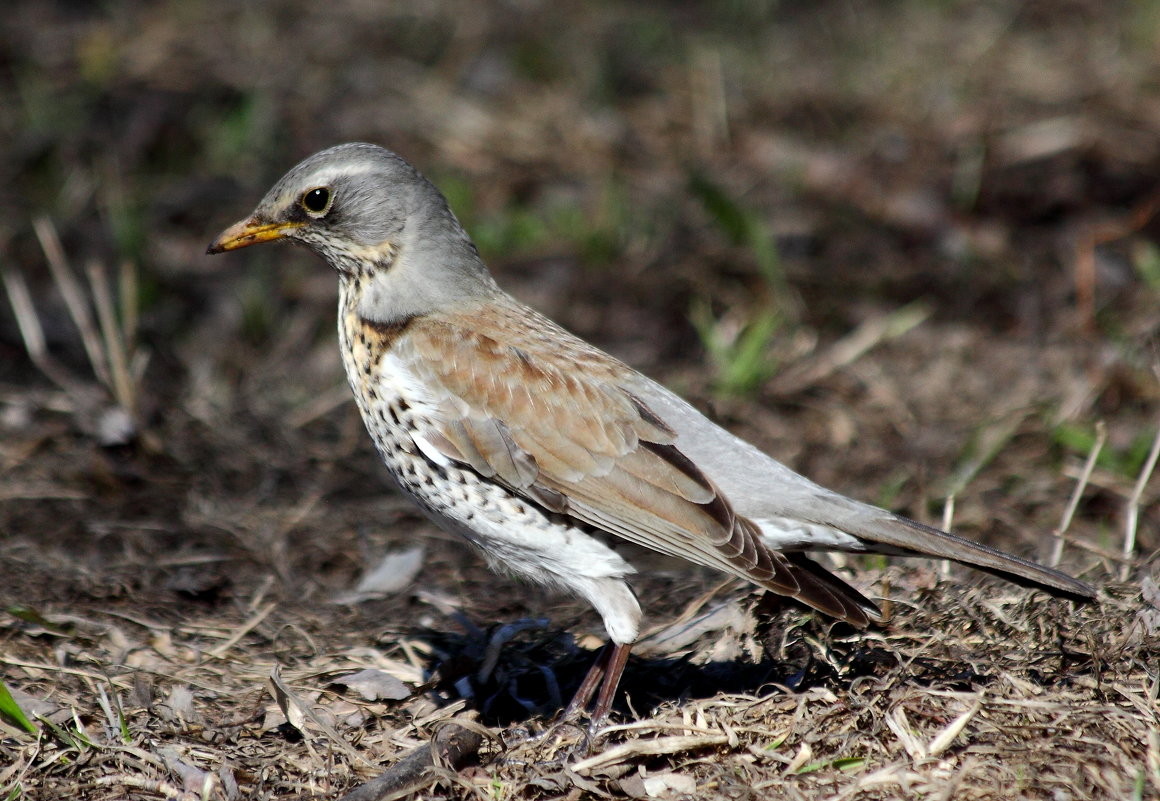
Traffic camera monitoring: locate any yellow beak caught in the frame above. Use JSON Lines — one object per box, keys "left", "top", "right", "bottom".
{"left": 206, "top": 217, "right": 304, "bottom": 254}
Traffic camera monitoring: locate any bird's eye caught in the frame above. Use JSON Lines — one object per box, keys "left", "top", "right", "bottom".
{"left": 301, "top": 187, "right": 332, "bottom": 215}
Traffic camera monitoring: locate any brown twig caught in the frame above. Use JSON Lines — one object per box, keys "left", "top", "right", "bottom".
{"left": 336, "top": 721, "right": 488, "bottom": 801}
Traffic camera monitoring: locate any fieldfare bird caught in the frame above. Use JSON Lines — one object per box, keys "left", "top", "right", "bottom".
{"left": 208, "top": 143, "right": 1095, "bottom": 722}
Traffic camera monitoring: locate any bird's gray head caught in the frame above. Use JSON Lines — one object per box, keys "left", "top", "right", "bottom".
{"left": 208, "top": 143, "right": 497, "bottom": 320}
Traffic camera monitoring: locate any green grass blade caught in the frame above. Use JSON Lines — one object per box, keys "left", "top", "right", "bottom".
{"left": 0, "top": 682, "right": 37, "bottom": 735}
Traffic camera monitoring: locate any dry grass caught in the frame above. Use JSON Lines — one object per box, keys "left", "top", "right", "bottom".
{"left": 1, "top": 566, "right": 1154, "bottom": 799}
{"left": 2, "top": 1, "right": 1159, "bottom": 799}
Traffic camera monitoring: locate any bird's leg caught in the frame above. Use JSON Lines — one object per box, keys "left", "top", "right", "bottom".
{"left": 562, "top": 642, "right": 632, "bottom": 724}
{"left": 590, "top": 642, "right": 631, "bottom": 723}
{"left": 497, "top": 643, "right": 632, "bottom": 761}
{"left": 562, "top": 644, "right": 611, "bottom": 720}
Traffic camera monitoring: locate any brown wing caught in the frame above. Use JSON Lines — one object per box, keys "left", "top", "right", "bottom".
{"left": 398, "top": 305, "right": 877, "bottom": 625}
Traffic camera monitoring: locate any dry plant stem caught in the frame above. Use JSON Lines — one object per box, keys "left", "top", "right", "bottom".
{"left": 207, "top": 601, "right": 276, "bottom": 658}
{"left": 940, "top": 495, "right": 955, "bottom": 578}
{"left": 927, "top": 695, "right": 983, "bottom": 757}
{"left": 267, "top": 666, "right": 371, "bottom": 767}
{"left": 85, "top": 258, "right": 135, "bottom": 416}
{"left": 944, "top": 412, "right": 1028, "bottom": 499}
{"left": 336, "top": 723, "right": 485, "bottom": 801}
{"left": 118, "top": 259, "right": 139, "bottom": 350}
{"left": 570, "top": 732, "right": 731, "bottom": 774}
{"left": 1052, "top": 421, "right": 1106, "bottom": 568}
{"left": 768, "top": 302, "right": 930, "bottom": 395}
{"left": 33, "top": 216, "right": 112, "bottom": 389}
{"left": 3, "top": 239, "right": 145, "bottom": 446}
{"left": 0, "top": 265, "right": 74, "bottom": 390}
{"left": 287, "top": 383, "right": 355, "bottom": 428}
{"left": 1122, "top": 423, "right": 1160, "bottom": 580}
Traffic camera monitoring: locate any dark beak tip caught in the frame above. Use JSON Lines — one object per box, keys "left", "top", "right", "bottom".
{"left": 206, "top": 229, "right": 237, "bottom": 255}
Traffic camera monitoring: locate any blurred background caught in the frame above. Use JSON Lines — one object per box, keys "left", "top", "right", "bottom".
{"left": 1, "top": 0, "right": 1156, "bottom": 649}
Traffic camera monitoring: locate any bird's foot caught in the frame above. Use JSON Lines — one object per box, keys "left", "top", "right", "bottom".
{"left": 497, "top": 711, "right": 608, "bottom": 765}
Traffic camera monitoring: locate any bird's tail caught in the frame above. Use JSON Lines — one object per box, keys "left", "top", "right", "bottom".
{"left": 841, "top": 505, "right": 1096, "bottom": 601}
{"left": 885, "top": 514, "right": 1094, "bottom": 600}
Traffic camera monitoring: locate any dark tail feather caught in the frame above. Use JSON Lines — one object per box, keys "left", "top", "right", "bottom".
{"left": 860, "top": 513, "right": 1096, "bottom": 602}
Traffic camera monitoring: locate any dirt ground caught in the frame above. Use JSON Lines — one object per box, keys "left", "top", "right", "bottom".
{"left": 1, "top": 2, "right": 1158, "bottom": 799}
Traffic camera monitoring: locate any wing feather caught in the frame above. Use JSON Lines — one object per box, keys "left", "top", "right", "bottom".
{"left": 400, "top": 308, "right": 879, "bottom": 624}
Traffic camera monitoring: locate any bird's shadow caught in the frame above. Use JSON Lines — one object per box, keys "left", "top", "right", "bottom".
{"left": 409, "top": 615, "right": 991, "bottom": 727}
